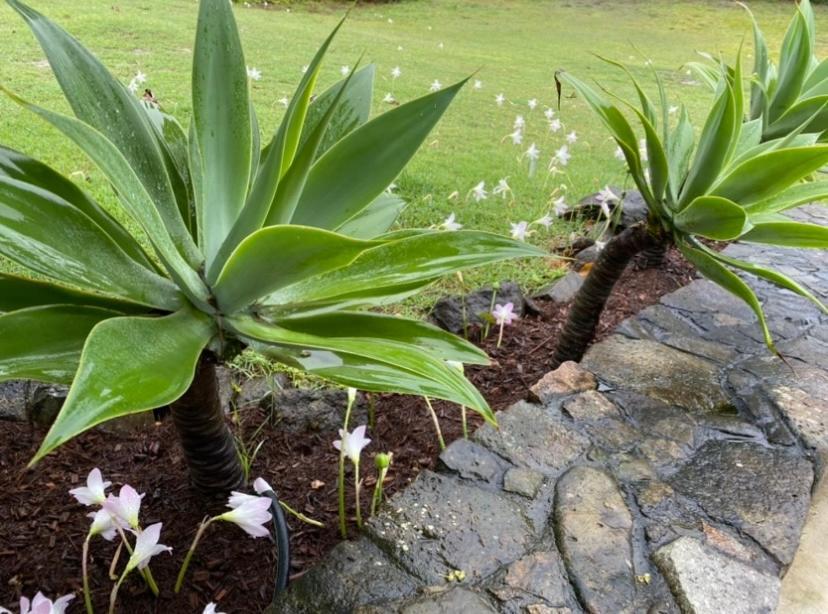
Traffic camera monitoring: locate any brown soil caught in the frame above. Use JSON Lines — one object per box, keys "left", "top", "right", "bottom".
{"left": 0, "top": 247, "right": 695, "bottom": 613}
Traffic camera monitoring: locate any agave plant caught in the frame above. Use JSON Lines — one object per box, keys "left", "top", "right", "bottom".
{"left": 0, "top": 0, "right": 541, "bottom": 494}
{"left": 552, "top": 53, "right": 828, "bottom": 368}
{"left": 690, "top": 0, "right": 827, "bottom": 141}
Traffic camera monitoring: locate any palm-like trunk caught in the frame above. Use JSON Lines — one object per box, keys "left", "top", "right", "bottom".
{"left": 170, "top": 354, "right": 244, "bottom": 496}
{"left": 552, "top": 222, "right": 666, "bottom": 368}
{"left": 634, "top": 242, "right": 668, "bottom": 269}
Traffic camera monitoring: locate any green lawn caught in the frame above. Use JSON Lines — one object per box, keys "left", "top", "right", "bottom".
{"left": 0, "top": 0, "right": 822, "bottom": 311}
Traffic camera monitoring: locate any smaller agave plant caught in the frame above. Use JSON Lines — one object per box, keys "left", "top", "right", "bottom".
{"left": 552, "top": 50, "right": 828, "bottom": 368}
{"left": 690, "top": 0, "right": 828, "bottom": 141}
{"left": 0, "top": 0, "right": 541, "bottom": 495}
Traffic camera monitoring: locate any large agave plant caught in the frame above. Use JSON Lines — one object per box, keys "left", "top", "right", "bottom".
{"left": 0, "top": 0, "right": 541, "bottom": 493}
{"left": 552, "top": 53, "right": 828, "bottom": 367}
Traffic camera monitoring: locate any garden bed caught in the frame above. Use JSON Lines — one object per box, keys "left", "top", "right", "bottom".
{"left": 0, "top": 248, "right": 695, "bottom": 613}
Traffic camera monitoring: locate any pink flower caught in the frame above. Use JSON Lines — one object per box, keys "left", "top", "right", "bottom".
{"left": 69, "top": 468, "right": 110, "bottom": 506}
{"left": 126, "top": 523, "right": 171, "bottom": 571}
{"left": 333, "top": 425, "right": 371, "bottom": 465}
{"left": 202, "top": 604, "right": 227, "bottom": 614}
{"left": 103, "top": 484, "right": 144, "bottom": 529}
{"left": 87, "top": 508, "right": 119, "bottom": 541}
{"left": 218, "top": 497, "right": 272, "bottom": 538}
{"left": 253, "top": 477, "right": 273, "bottom": 495}
{"left": 7, "top": 592, "right": 74, "bottom": 614}
{"left": 493, "top": 303, "right": 518, "bottom": 326}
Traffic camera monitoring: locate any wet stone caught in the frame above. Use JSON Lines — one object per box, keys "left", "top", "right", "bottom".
{"left": 653, "top": 536, "right": 780, "bottom": 614}
{"left": 529, "top": 362, "right": 597, "bottom": 405}
{"left": 438, "top": 438, "right": 508, "bottom": 486}
{"left": 260, "top": 386, "right": 368, "bottom": 433}
{"left": 429, "top": 281, "right": 525, "bottom": 335}
{"left": 475, "top": 401, "right": 589, "bottom": 477}
{"left": 535, "top": 271, "right": 584, "bottom": 304}
{"left": 554, "top": 466, "right": 636, "bottom": 613}
{"left": 360, "top": 587, "right": 498, "bottom": 614}
{"left": 0, "top": 380, "right": 28, "bottom": 421}
{"left": 489, "top": 549, "right": 574, "bottom": 612}
{"left": 503, "top": 467, "right": 544, "bottom": 498}
{"left": 583, "top": 336, "right": 730, "bottom": 414}
{"left": 365, "top": 471, "right": 533, "bottom": 584}
{"left": 562, "top": 390, "right": 619, "bottom": 422}
{"left": 669, "top": 441, "right": 813, "bottom": 565}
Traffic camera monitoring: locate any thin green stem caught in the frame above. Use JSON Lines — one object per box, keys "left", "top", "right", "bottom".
{"left": 175, "top": 517, "right": 214, "bottom": 593}
{"left": 370, "top": 467, "right": 388, "bottom": 517}
{"left": 108, "top": 569, "right": 128, "bottom": 614}
{"left": 497, "top": 322, "right": 505, "bottom": 348}
{"left": 82, "top": 535, "right": 94, "bottom": 614}
{"left": 113, "top": 524, "right": 158, "bottom": 596}
{"left": 461, "top": 405, "right": 469, "bottom": 439}
{"left": 423, "top": 397, "right": 446, "bottom": 450}
{"left": 338, "top": 451, "right": 348, "bottom": 539}
{"left": 278, "top": 500, "right": 324, "bottom": 528}
{"left": 354, "top": 462, "right": 362, "bottom": 528}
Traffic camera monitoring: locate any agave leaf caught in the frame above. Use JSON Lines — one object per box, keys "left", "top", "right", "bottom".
{"left": 288, "top": 80, "right": 467, "bottom": 230}
{"left": 0, "top": 273, "right": 150, "bottom": 314}
{"left": 803, "top": 57, "right": 828, "bottom": 93}
{"left": 269, "top": 311, "right": 489, "bottom": 366}
{"left": 595, "top": 55, "right": 658, "bottom": 126}
{"left": 685, "top": 61, "right": 721, "bottom": 91}
{"left": 739, "top": 1, "right": 770, "bottom": 121}
{"left": 630, "top": 106, "right": 669, "bottom": 204}
{"left": 0, "top": 145, "right": 156, "bottom": 271}
{"left": 228, "top": 315, "right": 491, "bottom": 416}
{"left": 673, "top": 195, "right": 750, "bottom": 241}
{"left": 677, "top": 238, "right": 775, "bottom": 351}
{"left": 212, "top": 226, "right": 379, "bottom": 314}
{"left": 263, "top": 230, "right": 544, "bottom": 308}
{"left": 764, "top": 95, "right": 828, "bottom": 139}
{"left": 768, "top": 8, "right": 812, "bottom": 123}
{"left": 666, "top": 105, "right": 694, "bottom": 204}
{"left": 729, "top": 118, "right": 764, "bottom": 165}
{"left": 745, "top": 180, "right": 828, "bottom": 216}
{"left": 192, "top": 0, "right": 253, "bottom": 266}
{"left": 741, "top": 221, "right": 828, "bottom": 248}
{"left": 711, "top": 145, "right": 828, "bottom": 206}
{"left": 32, "top": 308, "right": 216, "bottom": 463}
{"left": 336, "top": 193, "right": 406, "bottom": 239}
{"left": 0, "top": 176, "right": 182, "bottom": 310}
{"left": 0, "top": 305, "right": 122, "bottom": 384}
{"left": 7, "top": 0, "right": 200, "bottom": 268}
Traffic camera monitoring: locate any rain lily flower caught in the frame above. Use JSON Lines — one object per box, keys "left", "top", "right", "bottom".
{"left": 513, "top": 115, "right": 525, "bottom": 129}
{"left": 506, "top": 128, "right": 523, "bottom": 145}
{"left": 544, "top": 107, "right": 555, "bottom": 120}
{"left": 614, "top": 146, "right": 625, "bottom": 161}
{"left": 253, "top": 477, "right": 273, "bottom": 495}
{"left": 510, "top": 221, "right": 531, "bottom": 241}
{"left": 524, "top": 143, "right": 540, "bottom": 176}
{"left": 439, "top": 213, "right": 462, "bottom": 231}
{"left": 492, "top": 302, "right": 518, "bottom": 348}
{"left": 596, "top": 186, "right": 619, "bottom": 209}
{"left": 548, "top": 118, "right": 562, "bottom": 132}
{"left": 473, "top": 79, "right": 483, "bottom": 90}
{"left": 278, "top": 96, "right": 289, "bottom": 107}
{"left": 301, "top": 64, "right": 308, "bottom": 74}
{"left": 429, "top": 79, "right": 442, "bottom": 92}
{"left": 391, "top": 66, "right": 401, "bottom": 79}
{"left": 553, "top": 144, "right": 571, "bottom": 166}
{"left": 69, "top": 468, "right": 111, "bottom": 506}
{"left": 382, "top": 92, "right": 396, "bottom": 104}
{"left": 126, "top": 71, "right": 146, "bottom": 94}
{"left": 527, "top": 98, "right": 538, "bottom": 110}
{"left": 8, "top": 593, "right": 74, "bottom": 614}
{"left": 492, "top": 178, "right": 511, "bottom": 199}
{"left": 470, "top": 180, "right": 488, "bottom": 202}
{"left": 103, "top": 485, "right": 144, "bottom": 529}
{"left": 203, "top": 604, "right": 227, "bottom": 614}
{"left": 126, "top": 523, "right": 171, "bottom": 571}
{"left": 340, "top": 65, "right": 350, "bottom": 76}
{"left": 566, "top": 130, "right": 577, "bottom": 144}
{"left": 495, "top": 92, "right": 505, "bottom": 106}
{"left": 553, "top": 196, "right": 569, "bottom": 217}
{"left": 246, "top": 66, "right": 261, "bottom": 81}
{"left": 535, "top": 213, "right": 554, "bottom": 229}
{"left": 669, "top": 105, "right": 678, "bottom": 115}
{"left": 218, "top": 497, "right": 273, "bottom": 538}
{"left": 595, "top": 240, "right": 607, "bottom": 251}
{"left": 88, "top": 508, "right": 119, "bottom": 541}
{"left": 438, "top": 42, "right": 444, "bottom": 49}
{"left": 333, "top": 425, "right": 371, "bottom": 466}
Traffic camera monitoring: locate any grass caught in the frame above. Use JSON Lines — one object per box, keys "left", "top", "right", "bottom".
{"left": 0, "top": 0, "right": 823, "bottom": 312}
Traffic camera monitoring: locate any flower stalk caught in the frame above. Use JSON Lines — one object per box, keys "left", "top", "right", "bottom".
{"left": 423, "top": 397, "right": 446, "bottom": 450}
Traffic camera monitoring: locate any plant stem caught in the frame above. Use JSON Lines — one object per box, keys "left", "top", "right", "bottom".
{"left": 423, "top": 397, "right": 446, "bottom": 450}
{"left": 108, "top": 569, "right": 128, "bottom": 614}
{"left": 354, "top": 462, "right": 363, "bottom": 528}
{"left": 108, "top": 541, "right": 122, "bottom": 581}
{"left": 497, "top": 322, "right": 505, "bottom": 348}
{"left": 461, "top": 405, "right": 468, "bottom": 439}
{"left": 82, "top": 535, "right": 94, "bottom": 614}
{"left": 278, "top": 500, "right": 324, "bottom": 528}
{"left": 370, "top": 467, "right": 387, "bottom": 517}
{"left": 175, "top": 517, "right": 214, "bottom": 593}
{"left": 113, "top": 524, "right": 158, "bottom": 596}
{"left": 338, "top": 391, "right": 356, "bottom": 539}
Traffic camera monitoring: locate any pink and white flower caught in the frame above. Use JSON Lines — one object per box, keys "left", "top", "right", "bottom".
{"left": 87, "top": 508, "right": 119, "bottom": 541}
{"left": 4, "top": 592, "right": 74, "bottom": 614}
{"left": 492, "top": 302, "right": 519, "bottom": 326}
{"left": 218, "top": 497, "right": 273, "bottom": 538}
{"left": 333, "top": 425, "right": 372, "bottom": 465}
{"left": 103, "top": 484, "right": 144, "bottom": 529}
{"left": 126, "top": 523, "right": 171, "bottom": 571}
{"left": 69, "top": 468, "right": 111, "bottom": 507}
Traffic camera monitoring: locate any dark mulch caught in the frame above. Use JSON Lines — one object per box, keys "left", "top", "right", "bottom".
{"left": 0, "top": 247, "right": 695, "bottom": 613}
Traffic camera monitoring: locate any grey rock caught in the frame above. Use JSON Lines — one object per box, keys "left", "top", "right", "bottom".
{"left": 360, "top": 587, "right": 498, "bottom": 614}
{"left": 669, "top": 441, "right": 813, "bottom": 564}
{"left": 260, "top": 386, "right": 367, "bottom": 433}
{"left": 429, "top": 281, "right": 525, "bottom": 335}
{"left": 489, "top": 550, "right": 574, "bottom": 611}
{"left": 562, "top": 390, "right": 619, "bottom": 422}
{"left": 0, "top": 380, "right": 28, "bottom": 421}
{"left": 28, "top": 384, "right": 68, "bottom": 427}
{"left": 475, "top": 401, "right": 589, "bottom": 477}
{"left": 529, "top": 362, "right": 597, "bottom": 405}
{"left": 653, "top": 536, "right": 780, "bottom": 614}
{"left": 269, "top": 539, "right": 420, "bottom": 614}
{"left": 583, "top": 336, "right": 731, "bottom": 414}
{"left": 366, "top": 471, "right": 533, "bottom": 584}
{"left": 503, "top": 467, "right": 544, "bottom": 498}
{"left": 566, "top": 187, "right": 647, "bottom": 230}
{"left": 535, "top": 271, "right": 585, "bottom": 304}
{"left": 572, "top": 244, "right": 601, "bottom": 271}
{"left": 554, "top": 466, "right": 636, "bottom": 613}
{"left": 438, "top": 438, "right": 508, "bottom": 485}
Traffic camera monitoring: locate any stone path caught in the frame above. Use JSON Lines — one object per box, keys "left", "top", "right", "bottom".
{"left": 270, "top": 205, "right": 828, "bottom": 613}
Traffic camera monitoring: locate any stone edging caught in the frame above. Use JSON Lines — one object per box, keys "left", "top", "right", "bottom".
{"left": 270, "top": 205, "right": 828, "bottom": 614}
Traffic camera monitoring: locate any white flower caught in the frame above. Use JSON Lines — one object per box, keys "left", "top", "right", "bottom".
{"left": 597, "top": 186, "right": 619, "bottom": 204}
{"left": 88, "top": 509, "right": 119, "bottom": 541}
{"left": 278, "top": 96, "right": 289, "bottom": 107}
{"left": 668, "top": 105, "right": 678, "bottom": 115}
{"left": 382, "top": 92, "right": 396, "bottom": 104}
{"left": 126, "top": 71, "right": 146, "bottom": 94}
{"left": 219, "top": 497, "right": 272, "bottom": 538}
{"left": 14, "top": 592, "right": 74, "bottom": 614}
{"left": 227, "top": 490, "right": 260, "bottom": 509}
{"left": 333, "top": 425, "right": 371, "bottom": 465}
{"left": 566, "top": 130, "right": 577, "bottom": 144}
{"left": 103, "top": 484, "right": 144, "bottom": 529}
{"left": 246, "top": 66, "right": 262, "bottom": 81}
{"left": 385, "top": 182, "right": 398, "bottom": 194}
{"left": 429, "top": 79, "right": 442, "bottom": 92}
{"left": 438, "top": 42, "right": 444, "bottom": 49}
{"left": 253, "top": 477, "right": 273, "bottom": 495}
{"left": 492, "top": 178, "right": 511, "bottom": 199}
{"left": 595, "top": 240, "right": 607, "bottom": 251}
{"left": 492, "top": 302, "right": 519, "bottom": 326}
{"left": 391, "top": 66, "right": 401, "bottom": 79}
{"left": 495, "top": 93, "right": 505, "bottom": 106}
{"left": 614, "top": 146, "right": 625, "bottom": 161}
{"left": 544, "top": 107, "right": 555, "bottom": 120}
{"left": 340, "top": 65, "right": 351, "bottom": 76}
{"left": 535, "top": 214, "right": 554, "bottom": 229}
{"left": 471, "top": 180, "right": 488, "bottom": 202}
{"left": 69, "top": 468, "right": 111, "bottom": 507}
{"left": 524, "top": 143, "right": 540, "bottom": 161}
{"left": 553, "top": 145, "right": 571, "bottom": 166}
{"left": 301, "top": 65, "right": 308, "bottom": 74}
{"left": 439, "top": 213, "right": 462, "bottom": 231}
{"left": 513, "top": 115, "right": 525, "bottom": 129}
{"left": 506, "top": 129, "right": 523, "bottom": 145}
{"left": 473, "top": 79, "right": 483, "bottom": 90}
{"left": 548, "top": 118, "right": 562, "bottom": 132}
{"left": 203, "top": 604, "right": 227, "bottom": 614}
{"left": 510, "top": 221, "right": 531, "bottom": 241}
{"left": 527, "top": 98, "right": 538, "bottom": 110}
{"left": 125, "top": 523, "right": 171, "bottom": 571}
{"left": 553, "top": 196, "right": 569, "bottom": 216}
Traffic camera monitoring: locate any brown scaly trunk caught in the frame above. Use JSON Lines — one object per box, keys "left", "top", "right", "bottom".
{"left": 634, "top": 242, "right": 668, "bottom": 270}
{"left": 170, "top": 354, "right": 244, "bottom": 496}
{"left": 552, "top": 222, "right": 666, "bottom": 368}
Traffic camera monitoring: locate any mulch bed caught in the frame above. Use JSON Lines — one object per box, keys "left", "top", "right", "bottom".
{"left": 0, "top": 247, "right": 695, "bottom": 613}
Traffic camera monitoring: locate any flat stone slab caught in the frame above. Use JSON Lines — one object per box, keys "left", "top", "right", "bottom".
{"left": 438, "top": 438, "right": 509, "bottom": 486}
{"left": 554, "top": 466, "right": 636, "bottom": 613}
{"left": 669, "top": 441, "right": 813, "bottom": 565}
{"left": 475, "top": 401, "right": 589, "bottom": 477}
{"left": 490, "top": 550, "right": 573, "bottom": 610}
{"left": 529, "top": 362, "right": 597, "bottom": 404}
{"left": 582, "top": 336, "right": 731, "bottom": 413}
{"left": 366, "top": 471, "right": 534, "bottom": 584}
{"left": 654, "top": 536, "right": 780, "bottom": 614}
{"left": 359, "top": 587, "right": 498, "bottom": 614}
